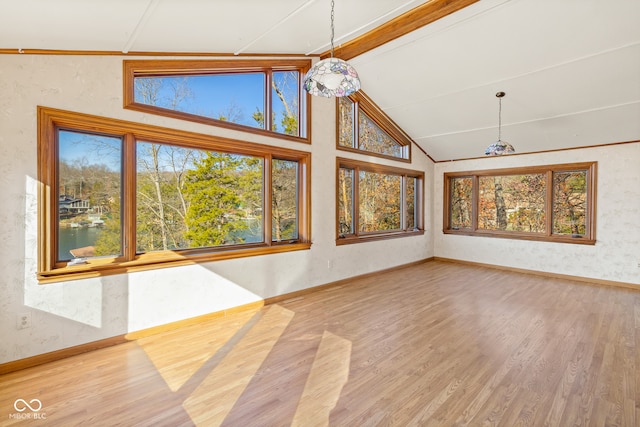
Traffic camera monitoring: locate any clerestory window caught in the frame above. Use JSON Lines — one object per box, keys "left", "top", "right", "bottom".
{"left": 337, "top": 91, "right": 412, "bottom": 161}
{"left": 123, "top": 59, "right": 311, "bottom": 143}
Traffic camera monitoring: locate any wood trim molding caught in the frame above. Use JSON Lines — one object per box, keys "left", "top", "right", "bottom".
{"left": 37, "top": 106, "right": 313, "bottom": 283}
{"left": 0, "top": 48, "right": 314, "bottom": 57}
{"left": 0, "top": 259, "right": 433, "bottom": 375}
{"left": 0, "top": 336, "right": 129, "bottom": 375}
{"left": 433, "top": 139, "right": 640, "bottom": 163}
{"left": 4, "top": 256, "right": 637, "bottom": 375}
{"left": 434, "top": 257, "right": 640, "bottom": 291}
{"left": 327, "top": 0, "right": 480, "bottom": 61}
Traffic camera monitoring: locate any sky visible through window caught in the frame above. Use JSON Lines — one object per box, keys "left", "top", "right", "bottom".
{"left": 134, "top": 71, "right": 300, "bottom": 135}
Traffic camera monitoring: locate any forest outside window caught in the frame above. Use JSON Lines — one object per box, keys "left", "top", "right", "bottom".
{"left": 123, "top": 59, "right": 310, "bottom": 143}
{"left": 444, "top": 162, "right": 597, "bottom": 244}
{"left": 337, "top": 91, "right": 412, "bottom": 161}
{"left": 38, "top": 107, "right": 311, "bottom": 283}
{"left": 337, "top": 158, "right": 424, "bottom": 244}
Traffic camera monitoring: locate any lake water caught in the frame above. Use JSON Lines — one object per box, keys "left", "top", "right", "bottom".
{"left": 58, "top": 227, "right": 102, "bottom": 260}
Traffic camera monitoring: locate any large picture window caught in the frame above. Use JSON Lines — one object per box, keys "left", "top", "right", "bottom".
{"left": 444, "top": 162, "right": 596, "bottom": 244}
{"left": 337, "top": 91, "right": 412, "bottom": 161}
{"left": 38, "top": 107, "right": 311, "bottom": 283}
{"left": 337, "top": 158, "right": 424, "bottom": 244}
{"left": 123, "top": 60, "right": 310, "bottom": 143}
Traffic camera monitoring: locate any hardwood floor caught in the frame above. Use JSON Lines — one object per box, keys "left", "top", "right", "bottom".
{"left": 1, "top": 260, "right": 639, "bottom": 426}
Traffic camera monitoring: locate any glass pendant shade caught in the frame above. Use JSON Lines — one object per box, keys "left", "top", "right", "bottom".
{"left": 485, "top": 140, "right": 515, "bottom": 155}
{"left": 485, "top": 91, "right": 515, "bottom": 155}
{"left": 304, "top": 57, "right": 361, "bottom": 97}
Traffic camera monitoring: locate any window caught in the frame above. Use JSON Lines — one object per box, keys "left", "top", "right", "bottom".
{"left": 337, "top": 91, "right": 412, "bottom": 161}
{"left": 337, "top": 158, "right": 424, "bottom": 244}
{"left": 443, "top": 162, "right": 596, "bottom": 244}
{"left": 38, "top": 107, "right": 311, "bottom": 283}
{"left": 123, "top": 60, "right": 310, "bottom": 143}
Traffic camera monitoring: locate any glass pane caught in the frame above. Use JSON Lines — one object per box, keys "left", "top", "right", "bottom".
{"left": 272, "top": 159, "right": 298, "bottom": 241}
{"left": 338, "top": 97, "right": 355, "bottom": 148}
{"left": 57, "top": 130, "right": 122, "bottom": 261}
{"left": 406, "top": 177, "right": 417, "bottom": 230}
{"left": 478, "top": 174, "right": 546, "bottom": 232}
{"left": 359, "top": 170, "right": 402, "bottom": 232}
{"left": 553, "top": 170, "right": 587, "bottom": 236}
{"left": 358, "top": 111, "right": 405, "bottom": 159}
{"left": 338, "top": 168, "right": 354, "bottom": 235}
{"left": 450, "top": 177, "right": 473, "bottom": 229}
{"left": 136, "top": 142, "right": 263, "bottom": 252}
{"left": 272, "top": 71, "right": 300, "bottom": 136}
{"left": 134, "top": 73, "right": 266, "bottom": 129}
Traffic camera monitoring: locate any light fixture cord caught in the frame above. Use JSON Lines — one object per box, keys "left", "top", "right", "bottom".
{"left": 330, "top": 0, "right": 335, "bottom": 57}
{"left": 498, "top": 96, "right": 502, "bottom": 141}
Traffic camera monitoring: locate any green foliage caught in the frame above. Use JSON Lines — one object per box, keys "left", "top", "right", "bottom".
{"left": 183, "top": 152, "right": 250, "bottom": 246}
{"left": 94, "top": 213, "right": 122, "bottom": 257}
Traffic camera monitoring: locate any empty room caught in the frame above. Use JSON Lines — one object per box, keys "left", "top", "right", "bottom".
{"left": 1, "top": 0, "right": 639, "bottom": 425}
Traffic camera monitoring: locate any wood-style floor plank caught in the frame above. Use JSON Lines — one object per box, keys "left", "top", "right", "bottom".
{"left": 1, "top": 261, "right": 639, "bottom": 426}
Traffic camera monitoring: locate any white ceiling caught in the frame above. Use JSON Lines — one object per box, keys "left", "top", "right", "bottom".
{"left": 1, "top": 0, "right": 639, "bottom": 161}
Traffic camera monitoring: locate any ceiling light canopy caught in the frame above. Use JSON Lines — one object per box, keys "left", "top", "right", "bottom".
{"left": 485, "top": 91, "right": 515, "bottom": 156}
{"left": 304, "top": 0, "right": 361, "bottom": 97}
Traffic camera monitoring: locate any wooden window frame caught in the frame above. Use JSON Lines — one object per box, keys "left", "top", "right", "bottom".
{"left": 443, "top": 162, "right": 597, "bottom": 245}
{"left": 336, "top": 157, "right": 424, "bottom": 245}
{"left": 37, "top": 106, "right": 311, "bottom": 283}
{"left": 123, "top": 59, "right": 312, "bottom": 144}
{"left": 336, "top": 91, "right": 413, "bottom": 162}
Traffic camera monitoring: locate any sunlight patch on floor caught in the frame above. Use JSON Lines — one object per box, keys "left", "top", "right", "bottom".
{"left": 182, "top": 304, "right": 294, "bottom": 425}
{"left": 137, "top": 308, "right": 261, "bottom": 392}
{"left": 291, "top": 330, "right": 352, "bottom": 427}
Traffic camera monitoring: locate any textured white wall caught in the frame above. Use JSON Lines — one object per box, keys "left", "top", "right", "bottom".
{"left": 433, "top": 143, "right": 640, "bottom": 285}
{"left": 0, "top": 54, "right": 434, "bottom": 363}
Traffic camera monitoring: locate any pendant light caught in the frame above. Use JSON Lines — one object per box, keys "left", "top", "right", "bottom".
{"left": 485, "top": 91, "right": 515, "bottom": 155}
{"left": 304, "top": 0, "right": 361, "bottom": 97}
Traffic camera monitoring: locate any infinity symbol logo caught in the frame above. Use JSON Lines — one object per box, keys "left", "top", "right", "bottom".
{"left": 14, "top": 399, "right": 42, "bottom": 412}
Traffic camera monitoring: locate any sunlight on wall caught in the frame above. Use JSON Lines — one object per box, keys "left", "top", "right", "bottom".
{"left": 23, "top": 175, "right": 104, "bottom": 328}
{"left": 126, "top": 264, "right": 264, "bottom": 333}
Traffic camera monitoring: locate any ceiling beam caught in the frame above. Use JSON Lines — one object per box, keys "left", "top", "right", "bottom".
{"left": 324, "top": 0, "right": 480, "bottom": 61}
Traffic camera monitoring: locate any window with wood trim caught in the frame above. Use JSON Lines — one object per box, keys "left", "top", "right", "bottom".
{"left": 38, "top": 107, "right": 311, "bottom": 283}
{"left": 337, "top": 158, "right": 424, "bottom": 244}
{"left": 444, "top": 162, "right": 597, "bottom": 244}
{"left": 123, "top": 59, "right": 311, "bottom": 143}
{"left": 337, "top": 91, "right": 412, "bottom": 161}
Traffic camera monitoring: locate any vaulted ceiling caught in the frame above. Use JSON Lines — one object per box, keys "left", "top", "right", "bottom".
{"left": 1, "top": 0, "right": 639, "bottom": 161}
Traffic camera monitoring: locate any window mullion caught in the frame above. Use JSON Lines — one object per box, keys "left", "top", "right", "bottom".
{"left": 545, "top": 170, "right": 553, "bottom": 237}
{"left": 264, "top": 154, "right": 273, "bottom": 244}
{"left": 402, "top": 174, "right": 407, "bottom": 231}
{"left": 265, "top": 70, "right": 273, "bottom": 132}
{"left": 472, "top": 175, "right": 479, "bottom": 231}
{"left": 353, "top": 166, "right": 360, "bottom": 236}
{"left": 123, "top": 133, "right": 137, "bottom": 260}
{"left": 353, "top": 102, "right": 360, "bottom": 150}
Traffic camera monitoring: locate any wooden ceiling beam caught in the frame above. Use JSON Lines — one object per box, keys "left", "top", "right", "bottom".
{"left": 324, "top": 0, "right": 480, "bottom": 61}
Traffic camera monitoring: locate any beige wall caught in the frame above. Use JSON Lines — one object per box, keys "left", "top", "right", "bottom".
{"left": 433, "top": 142, "right": 640, "bottom": 285}
{"left": 0, "top": 54, "right": 434, "bottom": 364}
{"left": 2, "top": 53, "right": 637, "bottom": 365}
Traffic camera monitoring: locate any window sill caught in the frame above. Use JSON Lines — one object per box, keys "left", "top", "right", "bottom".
{"left": 443, "top": 229, "right": 595, "bottom": 245}
{"left": 336, "top": 229, "right": 424, "bottom": 246}
{"left": 38, "top": 242, "right": 311, "bottom": 284}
